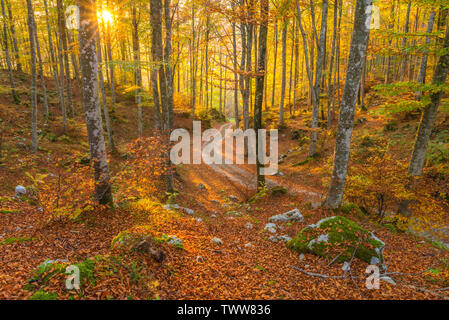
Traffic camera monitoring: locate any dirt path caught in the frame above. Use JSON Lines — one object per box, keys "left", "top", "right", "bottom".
{"left": 203, "top": 123, "right": 321, "bottom": 204}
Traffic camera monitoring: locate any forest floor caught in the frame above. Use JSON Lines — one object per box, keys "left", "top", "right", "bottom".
{"left": 1, "top": 71, "right": 449, "bottom": 299}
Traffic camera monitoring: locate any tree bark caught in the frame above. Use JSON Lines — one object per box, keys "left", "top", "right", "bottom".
{"left": 408, "top": 24, "right": 449, "bottom": 176}
{"left": 255, "top": 0, "right": 269, "bottom": 188}
{"left": 415, "top": 11, "right": 436, "bottom": 100}
{"left": 78, "top": 0, "right": 113, "bottom": 205}
{"left": 309, "top": 0, "right": 329, "bottom": 157}
{"left": 1, "top": 0, "right": 18, "bottom": 103}
{"left": 26, "top": 0, "right": 37, "bottom": 153}
{"left": 325, "top": 0, "right": 372, "bottom": 208}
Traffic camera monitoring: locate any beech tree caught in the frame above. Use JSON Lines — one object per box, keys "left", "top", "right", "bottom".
{"left": 25, "top": 0, "right": 37, "bottom": 153}
{"left": 324, "top": 0, "right": 373, "bottom": 208}
{"left": 78, "top": 0, "right": 113, "bottom": 205}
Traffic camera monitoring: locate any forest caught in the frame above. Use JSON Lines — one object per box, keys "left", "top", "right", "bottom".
{"left": 0, "top": 0, "right": 448, "bottom": 301}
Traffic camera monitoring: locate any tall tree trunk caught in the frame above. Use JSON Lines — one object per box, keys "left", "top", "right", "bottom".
{"left": 150, "top": 0, "right": 174, "bottom": 191}
{"left": 231, "top": 4, "right": 239, "bottom": 128}
{"left": 270, "top": 18, "right": 278, "bottom": 111}
{"left": 34, "top": 24, "right": 49, "bottom": 120}
{"left": 96, "top": 26, "right": 114, "bottom": 151}
{"left": 255, "top": 0, "right": 268, "bottom": 188}
{"left": 1, "top": 0, "right": 18, "bottom": 103}
{"left": 408, "top": 23, "right": 449, "bottom": 176}
{"left": 26, "top": 0, "right": 37, "bottom": 153}
{"left": 385, "top": 1, "right": 395, "bottom": 84}
{"left": 279, "top": 20, "right": 287, "bottom": 127}
{"left": 78, "top": 0, "right": 113, "bottom": 205}
{"left": 327, "top": 0, "right": 338, "bottom": 128}
{"left": 44, "top": 0, "right": 60, "bottom": 94}
{"left": 56, "top": 0, "right": 74, "bottom": 117}
{"left": 191, "top": 4, "right": 196, "bottom": 120}
{"left": 5, "top": 0, "right": 21, "bottom": 72}
{"left": 132, "top": 6, "right": 143, "bottom": 136}
{"left": 325, "top": 0, "right": 372, "bottom": 208}
{"left": 400, "top": 1, "right": 412, "bottom": 81}
{"left": 415, "top": 11, "right": 436, "bottom": 100}
{"left": 309, "top": 0, "right": 329, "bottom": 157}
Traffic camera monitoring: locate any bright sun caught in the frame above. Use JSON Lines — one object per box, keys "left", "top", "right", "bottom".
{"left": 99, "top": 10, "right": 113, "bottom": 24}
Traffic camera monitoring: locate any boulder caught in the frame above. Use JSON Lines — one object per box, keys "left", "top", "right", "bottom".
{"left": 287, "top": 216, "right": 385, "bottom": 267}
{"left": 264, "top": 223, "right": 277, "bottom": 233}
{"left": 269, "top": 208, "right": 303, "bottom": 223}
{"left": 15, "top": 185, "right": 27, "bottom": 197}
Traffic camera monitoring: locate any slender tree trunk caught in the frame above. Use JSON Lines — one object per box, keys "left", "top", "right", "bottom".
{"left": 26, "top": 0, "right": 37, "bottom": 153}
{"left": 34, "top": 24, "right": 49, "bottom": 120}
{"left": 44, "top": 0, "right": 60, "bottom": 94}
{"left": 96, "top": 27, "right": 114, "bottom": 151}
{"left": 400, "top": 1, "right": 412, "bottom": 81}
{"left": 191, "top": 4, "right": 196, "bottom": 119}
{"left": 385, "top": 2, "right": 395, "bottom": 84}
{"left": 1, "top": 0, "right": 18, "bottom": 103}
{"left": 231, "top": 7, "right": 239, "bottom": 128}
{"left": 279, "top": 20, "right": 287, "bottom": 127}
{"left": 78, "top": 0, "right": 113, "bottom": 205}
{"left": 408, "top": 24, "right": 449, "bottom": 176}
{"left": 325, "top": 0, "right": 372, "bottom": 208}
{"left": 56, "top": 0, "right": 74, "bottom": 117}
{"left": 327, "top": 0, "right": 338, "bottom": 128}
{"left": 255, "top": 0, "right": 268, "bottom": 188}
{"left": 415, "top": 11, "right": 436, "bottom": 100}
{"left": 132, "top": 6, "right": 143, "bottom": 136}
{"left": 270, "top": 19, "right": 278, "bottom": 111}
{"left": 5, "top": 0, "right": 21, "bottom": 72}
{"left": 309, "top": 0, "right": 329, "bottom": 157}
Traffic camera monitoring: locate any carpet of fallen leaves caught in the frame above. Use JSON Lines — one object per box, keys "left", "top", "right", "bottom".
{"left": 1, "top": 71, "right": 449, "bottom": 300}
{"left": 1, "top": 159, "right": 448, "bottom": 300}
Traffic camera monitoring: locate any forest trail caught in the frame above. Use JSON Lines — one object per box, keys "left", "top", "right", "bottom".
{"left": 202, "top": 123, "right": 322, "bottom": 204}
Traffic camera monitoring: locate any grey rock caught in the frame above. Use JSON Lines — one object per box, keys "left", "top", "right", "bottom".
{"left": 244, "top": 243, "right": 252, "bottom": 248}
{"left": 269, "top": 235, "right": 292, "bottom": 243}
{"left": 210, "top": 214, "right": 217, "bottom": 218}
{"left": 212, "top": 237, "right": 223, "bottom": 245}
{"left": 245, "top": 222, "right": 253, "bottom": 229}
{"left": 229, "top": 195, "right": 239, "bottom": 202}
{"left": 182, "top": 207, "right": 195, "bottom": 215}
{"left": 269, "top": 208, "right": 303, "bottom": 223}
{"left": 264, "top": 223, "right": 277, "bottom": 233}
{"left": 15, "top": 185, "right": 27, "bottom": 197}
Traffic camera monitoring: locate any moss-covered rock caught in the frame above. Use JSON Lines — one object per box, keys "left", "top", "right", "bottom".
{"left": 287, "top": 216, "right": 385, "bottom": 266}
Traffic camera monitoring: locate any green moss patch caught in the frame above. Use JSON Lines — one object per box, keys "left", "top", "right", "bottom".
{"left": 0, "top": 237, "right": 36, "bottom": 245}
{"left": 287, "top": 216, "right": 385, "bottom": 266}
{"left": 0, "top": 208, "right": 21, "bottom": 214}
